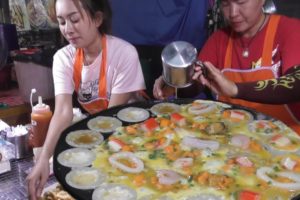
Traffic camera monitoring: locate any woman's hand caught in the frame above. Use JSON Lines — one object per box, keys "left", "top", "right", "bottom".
{"left": 27, "top": 156, "right": 50, "bottom": 200}
{"left": 153, "top": 76, "right": 166, "bottom": 99}
{"left": 153, "top": 76, "right": 175, "bottom": 100}
{"left": 193, "top": 61, "right": 238, "bottom": 98}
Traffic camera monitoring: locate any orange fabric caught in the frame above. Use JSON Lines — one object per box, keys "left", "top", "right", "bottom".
{"left": 73, "top": 35, "right": 109, "bottom": 114}
{"left": 220, "top": 15, "right": 300, "bottom": 134}
{"left": 261, "top": 15, "right": 280, "bottom": 66}
{"left": 224, "top": 35, "right": 233, "bottom": 69}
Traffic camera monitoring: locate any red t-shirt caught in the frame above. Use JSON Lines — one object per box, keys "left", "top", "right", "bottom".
{"left": 198, "top": 15, "right": 300, "bottom": 75}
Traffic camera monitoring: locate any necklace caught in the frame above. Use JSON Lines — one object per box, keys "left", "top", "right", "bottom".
{"left": 240, "top": 14, "right": 267, "bottom": 58}
{"left": 84, "top": 53, "right": 91, "bottom": 65}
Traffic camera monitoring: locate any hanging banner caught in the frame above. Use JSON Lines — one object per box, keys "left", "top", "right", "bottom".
{"left": 9, "top": 0, "right": 31, "bottom": 31}
{"left": 25, "top": 0, "right": 57, "bottom": 29}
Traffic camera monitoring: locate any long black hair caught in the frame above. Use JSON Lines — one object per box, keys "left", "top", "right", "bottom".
{"left": 49, "top": 0, "right": 112, "bottom": 34}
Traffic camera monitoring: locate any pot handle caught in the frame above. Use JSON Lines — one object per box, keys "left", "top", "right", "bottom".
{"left": 195, "top": 60, "right": 207, "bottom": 78}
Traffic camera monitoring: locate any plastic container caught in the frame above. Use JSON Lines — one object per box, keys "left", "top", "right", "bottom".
{"left": 7, "top": 132, "right": 32, "bottom": 159}
{"left": 29, "top": 93, "right": 52, "bottom": 148}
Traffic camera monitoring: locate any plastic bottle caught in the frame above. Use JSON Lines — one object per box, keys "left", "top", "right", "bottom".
{"left": 29, "top": 89, "right": 52, "bottom": 161}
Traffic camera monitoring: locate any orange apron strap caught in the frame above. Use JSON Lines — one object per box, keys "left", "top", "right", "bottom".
{"left": 224, "top": 33, "right": 233, "bottom": 69}
{"left": 99, "top": 35, "right": 108, "bottom": 99}
{"left": 73, "top": 48, "right": 84, "bottom": 91}
{"left": 261, "top": 15, "right": 281, "bottom": 66}
{"left": 73, "top": 35, "right": 109, "bottom": 112}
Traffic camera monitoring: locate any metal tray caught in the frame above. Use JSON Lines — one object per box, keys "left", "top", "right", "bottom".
{"left": 53, "top": 99, "right": 300, "bottom": 200}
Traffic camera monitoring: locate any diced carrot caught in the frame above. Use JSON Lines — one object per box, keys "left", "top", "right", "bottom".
{"left": 239, "top": 190, "right": 261, "bottom": 200}
{"left": 222, "top": 164, "right": 233, "bottom": 172}
{"left": 240, "top": 166, "right": 256, "bottom": 174}
{"left": 160, "top": 118, "right": 171, "bottom": 127}
{"left": 227, "top": 158, "right": 236, "bottom": 165}
{"left": 192, "top": 150, "right": 201, "bottom": 157}
{"left": 220, "top": 176, "right": 233, "bottom": 189}
{"left": 133, "top": 174, "right": 146, "bottom": 187}
{"left": 183, "top": 166, "right": 193, "bottom": 176}
{"left": 222, "top": 110, "right": 231, "bottom": 118}
{"left": 122, "top": 145, "right": 132, "bottom": 152}
{"left": 170, "top": 122, "right": 176, "bottom": 129}
{"left": 150, "top": 176, "right": 158, "bottom": 185}
{"left": 144, "top": 142, "right": 155, "bottom": 150}
{"left": 192, "top": 122, "right": 198, "bottom": 129}
{"left": 164, "top": 145, "right": 174, "bottom": 154}
{"left": 166, "top": 153, "right": 179, "bottom": 161}
{"left": 158, "top": 137, "right": 167, "bottom": 146}
{"left": 198, "top": 122, "right": 208, "bottom": 130}
{"left": 143, "top": 118, "right": 159, "bottom": 132}
{"left": 126, "top": 126, "right": 137, "bottom": 135}
{"left": 145, "top": 131, "right": 153, "bottom": 137}
{"left": 249, "top": 140, "right": 262, "bottom": 152}
{"left": 197, "top": 172, "right": 209, "bottom": 185}
{"left": 161, "top": 128, "right": 173, "bottom": 135}
{"left": 268, "top": 121, "right": 278, "bottom": 129}
{"left": 293, "top": 165, "right": 300, "bottom": 172}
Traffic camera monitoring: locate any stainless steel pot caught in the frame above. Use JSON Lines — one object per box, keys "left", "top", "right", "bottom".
{"left": 161, "top": 41, "right": 202, "bottom": 88}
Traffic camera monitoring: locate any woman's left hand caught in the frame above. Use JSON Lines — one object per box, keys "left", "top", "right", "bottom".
{"left": 192, "top": 61, "right": 238, "bottom": 98}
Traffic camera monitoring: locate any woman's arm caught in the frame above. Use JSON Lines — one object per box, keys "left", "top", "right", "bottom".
{"left": 236, "top": 66, "right": 300, "bottom": 104}
{"left": 193, "top": 62, "right": 300, "bottom": 104}
{"left": 27, "top": 94, "right": 73, "bottom": 200}
{"left": 109, "top": 92, "right": 133, "bottom": 108}
{"left": 40, "top": 94, "right": 73, "bottom": 158}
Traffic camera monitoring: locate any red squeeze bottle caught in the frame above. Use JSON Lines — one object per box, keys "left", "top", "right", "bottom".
{"left": 30, "top": 95, "right": 52, "bottom": 148}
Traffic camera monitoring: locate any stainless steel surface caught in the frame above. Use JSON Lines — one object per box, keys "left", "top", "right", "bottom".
{"left": 0, "top": 157, "right": 56, "bottom": 200}
{"left": 263, "top": 0, "right": 277, "bottom": 14}
{"left": 161, "top": 41, "right": 197, "bottom": 88}
{"left": 7, "top": 134, "right": 33, "bottom": 159}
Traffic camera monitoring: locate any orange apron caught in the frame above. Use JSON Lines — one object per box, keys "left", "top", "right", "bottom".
{"left": 219, "top": 15, "right": 300, "bottom": 134}
{"left": 73, "top": 35, "right": 109, "bottom": 114}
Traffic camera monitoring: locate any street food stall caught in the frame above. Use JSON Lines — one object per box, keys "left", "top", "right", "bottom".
{"left": 1, "top": 0, "right": 300, "bottom": 200}
{"left": 53, "top": 99, "right": 300, "bottom": 199}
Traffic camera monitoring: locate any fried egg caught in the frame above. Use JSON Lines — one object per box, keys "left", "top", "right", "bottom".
{"left": 117, "top": 107, "right": 150, "bottom": 123}
{"left": 66, "top": 130, "right": 104, "bottom": 148}
{"left": 150, "top": 103, "right": 181, "bottom": 116}
{"left": 57, "top": 148, "right": 95, "bottom": 168}
{"left": 87, "top": 116, "right": 122, "bottom": 133}
{"left": 92, "top": 184, "right": 137, "bottom": 200}
{"left": 65, "top": 167, "right": 107, "bottom": 190}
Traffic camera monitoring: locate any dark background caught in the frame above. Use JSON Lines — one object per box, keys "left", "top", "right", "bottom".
{"left": 274, "top": 0, "right": 300, "bottom": 19}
